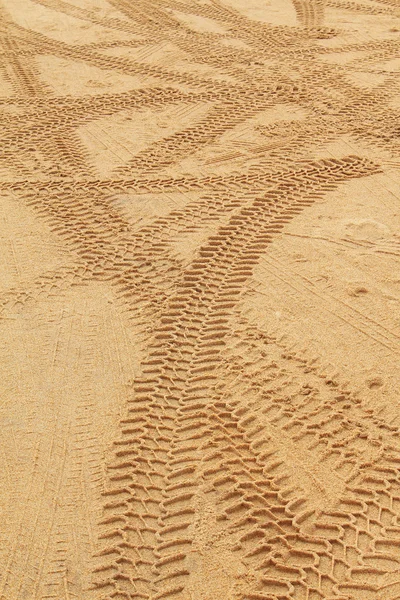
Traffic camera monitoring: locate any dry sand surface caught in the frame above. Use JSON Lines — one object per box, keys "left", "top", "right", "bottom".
{"left": 1, "top": 0, "right": 400, "bottom": 598}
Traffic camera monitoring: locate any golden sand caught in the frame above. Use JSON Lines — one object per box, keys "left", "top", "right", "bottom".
{"left": 0, "top": 0, "right": 400, "bottom": 598}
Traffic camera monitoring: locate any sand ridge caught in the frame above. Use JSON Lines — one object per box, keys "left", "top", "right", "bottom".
{"left": 0, "top": 0, "right": 400, "bottom": 599}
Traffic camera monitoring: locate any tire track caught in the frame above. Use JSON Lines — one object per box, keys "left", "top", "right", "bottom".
{"left": 92, "top": 157, "right": 380, "bottom": 599}
{"left": 215, "top": 315, "right": 400, "bottom": 599}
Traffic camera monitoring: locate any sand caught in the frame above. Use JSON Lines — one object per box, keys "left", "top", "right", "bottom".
{"left": 0, "top": 0, "right": 399, "bottom": 598}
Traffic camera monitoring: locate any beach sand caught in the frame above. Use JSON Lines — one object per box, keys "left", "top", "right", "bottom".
{"left": 0, "top": 0, "right": 400, "bottom": 598}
